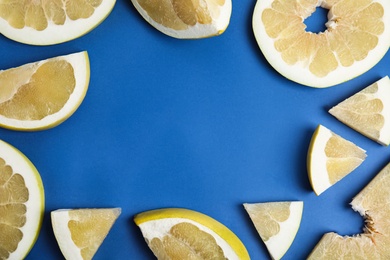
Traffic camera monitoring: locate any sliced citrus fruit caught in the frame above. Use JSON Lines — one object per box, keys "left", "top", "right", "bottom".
{"left": 134, "top": 207, "right": 250, "bottom": 259}
{"left": 329, "top": 76, "right": 390, "bottom": 146}
{"left": 131, "top": 0, "right": 232, "bottom": 39}
{"left": 0, "top": 0, "right": 116, "bottom": 45}
{"left": 243, "top": 201, "right": 303, "bottom": 260}
{"left": 0, "top": 139, "right": 44, "bottom": 259}
{"left": 307, "top": 124, "right": 366, "bottom": 195}
{"left": 253, "top": 0, "right": 390, "bottom": 88}
{"left": 0, "top": 51, "right": 90, "bottom": 131}
{"left": 51, "top": 208, "right": 121, "bottom": 260}
{"left": 308, "top": 162, "right": 390, "bottom": 258}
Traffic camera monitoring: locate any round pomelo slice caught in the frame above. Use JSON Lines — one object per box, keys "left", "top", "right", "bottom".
{"left": 134, "top": 208, "right": 250, "bottom": 259}
{"left": 308, "top": 162, "right": 390, "bottom": 258}
{"left": 329, "top": 76, "right": 390, "bottom": 146}
{"left": 253, "top": 0, "right": 390, "bottom": 88}
{"left": 0, "top": 0, "right": 116, "bottom": 45}
{"left": 307, "top": 124, "right": 367, "bottom": 195}
{"left": 0, "top": 139, "right": 44, "bottom": 260}
{"left": 243, "top": 201, "right": 303, "bottom": 260}
{"left": 131, "top": 0, "right": 232, "bottom": 39}
{"left": 0, "top": 51, "right": 90, "bottom": 131}
{"left": 51, "top": 208, "right": 121, "bottom": 260}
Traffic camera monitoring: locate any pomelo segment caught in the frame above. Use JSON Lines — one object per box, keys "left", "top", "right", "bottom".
{"left": 0, "top": 139, "right": 44, "bottom": 259}
{"left": 253, "top": 0, "right": 390, "bottom": 88}
{"left": 131, "top": 0, "right": 232, "bottom": 39}
{"left": 134, "top": 208, "right": 250, "bottom": 260}
{"left": 0, "top": 51, "right": 90, "bottom": 131}
{"left": 0, "top": 0, "right": 116, "bottom": 45}
{"left": 329, "top": 76, "right": 390, "bottom": 146}
{"left": 308, "top": 162, "right": 390, "bottom": 258}
{"left": 51, "top": 208, "right": 121, "bottom": 260}
{"left": 244, "top": 201, "right": 303, "bottom": 260}
{"left": 307, "top": 125, "right": 366, "bottom": 195}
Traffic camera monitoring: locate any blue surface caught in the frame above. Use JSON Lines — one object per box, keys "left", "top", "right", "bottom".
{"left": 1, "top": 1, "right": 389, "bottom": 259}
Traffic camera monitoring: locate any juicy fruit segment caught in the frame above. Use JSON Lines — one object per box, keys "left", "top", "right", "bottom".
{"left": 307, "top": 125, "right": 366, "bottom": 195}
{"left": 244, "top": 201, "right": 303, "bottom": 260}
{"left": 134, "top": 208, "right": 250, "bottom": 260}
{"left": 308, "top": 162, "right": 390, "bottom": 258}
{"left": 0, "top": 51, "right": 90, "bottom": 131}
{"left": 0, "top": 0, "right": 116, "bottom": 45}
{"left": 51, "top": 208, "right": 121, "bottom": 260}
{"left": 131, "top": 0, "right": 232, "bottom": 39}
{"left": 0, "top": 140, "right": 44, "bottom": 259}
{"left": 253, "top": 0, "right": 390, "bottom": 87}
{"left": 148, "top": 222, "right": 226, "bottom": 259}
{"left": 329, "top": 76, "right": 390, "bottom": 146}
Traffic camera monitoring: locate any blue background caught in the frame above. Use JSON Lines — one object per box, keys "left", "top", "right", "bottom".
{"left": 1, "top": 1, "right": 389, "bottom": 259}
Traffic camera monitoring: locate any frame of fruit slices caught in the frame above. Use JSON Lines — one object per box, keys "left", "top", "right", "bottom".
{"left": 0, "top": 0, "right": 389, "bottom": 259}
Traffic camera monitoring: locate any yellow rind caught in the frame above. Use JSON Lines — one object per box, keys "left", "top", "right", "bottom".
{"left": 134, "top": 208, "right": 250, "bottom": 260}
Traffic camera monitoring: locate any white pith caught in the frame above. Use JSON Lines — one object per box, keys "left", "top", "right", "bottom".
{"left": 131, "top": 0, "right": 232, "bottom": 39}
{"left": 0, "top": 0, "right": 116, "bottom": 45}
{"left": 0, "top": 140, "right": 44, "bottom": 260}
{"left": 0, "top": 51, "right": 90, "bottom": 131}
{"left": 263, "top": 202, "right": 303, "bottom": 260}
{"left": 252, "top": 0, "right": 390, "bottom": 88}
{"left": 309, "top": 125, "right": 333, "bottom": 195}
{"left": 51, "top": 210, "right": 83, "bottom": 260}
{"left": 138, "top": 218, "right": 240, "bottom": 259}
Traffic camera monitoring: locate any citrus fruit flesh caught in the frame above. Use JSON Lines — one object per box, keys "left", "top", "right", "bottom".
{"left": 0, "top": 51, "right": 90, "bottom": 131}
{"left": 0, "top": 139, "right": 44, "bottom": 260}
{"left": 329, "top": 76, "right": 390, "bottom": 146}
{"left": 131, "top": 0, "right": 232, "bottom": 39}
{"left": 253, "top": 0, "right": 390, "bottom": 88}
{"left": 307, "top": 124, "right": 366, "bottom": 195}
{"left": 51, "top": 208, "right": 121, "bottom": 260}
{"left": 134, "top": 208, "right": 250, "bottom": 259}
{"left": 0, "top": 0, "right": 116, "bottom": 45}
{"left": 308, "top": 162, "right": 390, "bottom": 258}
{"left": 244, "top": 201, "right": 303, "bottom": 260}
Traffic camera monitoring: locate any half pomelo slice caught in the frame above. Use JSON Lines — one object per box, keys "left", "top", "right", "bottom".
{"left": 329, "top": 76, "right": 390, "bottom": 146}
{"left": 244, "top": 201, "right": 303, "bottom": 260}
{"left": 307, "top": 124, "right": 366, "bottom": 195}
{"left": 134, "top": 207, "right": 250, "bottom": 259}
{"left": 131, "top": 0, "right": 232, "bottom": 39}
{"left": 51, "top": 208, "right": 121, "bottom": 260}
{"left": 0, "top": 0, "right": 116, "bottom": 45}
{"left": 253, "top": 0, "right": 390, "bottom": 88}
{"left": 308, "top": 162, "right": 390, "bottom": 258}
{"left": 0, "top": 139, "right": 44, "bottom": 259}
{"left": 0, "top": 51, "right": 90, "bottom": 131}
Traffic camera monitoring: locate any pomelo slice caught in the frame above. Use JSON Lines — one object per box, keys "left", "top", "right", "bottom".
{"left": 0, "top": 139, "right": 44, "bottom": 259}
{"left": 131, "top": 0, "right": 232, "bottom": 39}
{"left": 51, "top": 208, "right": 121, "bottom": 260}
{"left": 134, "top": 207, "right": 250, "bottom": 259}
{"left": 307, "top": 124, "right": 366, "bottom": 195}
{"left": 0, "top": 0, "right": 116, "bottom": 45}
{"left": 308, "top": 162, "right": 390, "bottom": 258}
{"left": 329, "top": 76, "right": 390, "bottom": 146}
{"left": 0, "top": 51, "right": 90, "bottom": 131}
{"left": 244, "top": 201, "right": 303, "bottom": 260}
{"left": 253, "top": 0, "right": 390, "bottom": 88}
